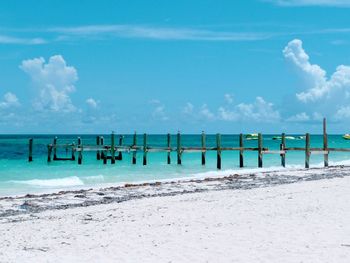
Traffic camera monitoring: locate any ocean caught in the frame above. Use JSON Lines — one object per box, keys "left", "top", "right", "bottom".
{"left": 1, "top": 134, "right": 350, "bottom": 196}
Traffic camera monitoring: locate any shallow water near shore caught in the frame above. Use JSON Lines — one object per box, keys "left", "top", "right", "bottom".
{"left": 1, "top": 134, "right": 350, "bottom": 196}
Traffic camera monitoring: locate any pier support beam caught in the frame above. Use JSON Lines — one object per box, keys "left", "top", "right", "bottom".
{"left": 177, "top": 131, "right": 182, "bottom": 165}
{"left": 111, "top": 132, "right": 115, "bottom": 164}
{"left": 305, "top": 133, "right": 310, "bottom": 168}
{"left": 47, "top": 145, "right": 52, "bottom": 162}
{"left": 216, "top": 133, "right": 222, "bottom": 170}
{"left": 201, "top": 131, "right": 206, "bottom": 166}
{"left": 239, "top": 134, "right": 244, "bottom": 168}
{"left": 132, "top": 132, "right": 137, "bottom": 164}
{"left": 143, "top": 133, "right": 147, "bottom": 165}
{"left": 53, "top": 136, "right": 58, "bottom": 161}
{"left": 28, "top": 138, "right": 33, "bottom": 162}
{"left": 323, "top": 118, "right": 329, "bottom": 167}
{"left": 280, "top": 133, "right": 286, "bottom": 168}
{"left": 117, "top": 135, "right": 123, "bottom": 160}
{"left": 96, "top": 136, "right": 101, "bottom": 160}
{"left": 78, "top": 137, "right": 83, "bottom": 165}
{"left": 167, "top": 133, "right": 171, "bottom": 164}
{"left": 258, "top": 133, "right": 263, "bottom": 168}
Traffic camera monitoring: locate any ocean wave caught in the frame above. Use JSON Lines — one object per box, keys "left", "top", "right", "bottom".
{"left": 10, "top": 176, "right": 84, "bottom": 187}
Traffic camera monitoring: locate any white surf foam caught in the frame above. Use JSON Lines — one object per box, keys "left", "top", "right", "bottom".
{"left": 10, "top": 176, "right": 84, "bottom": 188}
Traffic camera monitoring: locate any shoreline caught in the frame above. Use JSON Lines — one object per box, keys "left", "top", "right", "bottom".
{"left": 0, "top": 169, "right": 349, "bottom": 262}
{"left": 1, "top": 165, "right": 349, "bottom": 219}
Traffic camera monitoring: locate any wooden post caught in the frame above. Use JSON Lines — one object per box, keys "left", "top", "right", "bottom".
{"left": 281, "top": 133, "right": 286, "bottom": 167}
{"left": 258, "top": 133, "right": 263, "bottom": 168}
{"left": 305, "top": 133, "right": 310, "bottom": 169}
{"left": 53, "top": 136, "right": 58, "bottom": 160}
{"left": 216, "top": 133, "right": 222, "bottom": 170}
{"left": 100, "top": 136, "right": 105, "bottom": 160}
{"left": 78, "top": 137, "right": 82, "bottom": 165}
{"left": 167, "top": 133, "right": 171, "bottom": 164}
{"left": 28, "top": 138, "right": 33, "bottom": 162}
{"left": 143, "top": 133, "right": 147, "bottom": 165}
{"left": 47, "top": 145, "right": 52, "bottom": 162}
{"left": 323, "top": 118, "right": 329, "bottom": 167}
{"left": 201, "top": 131, "right": 206, "bottom": 165}
{"left": 96, "top": 136, "right": 101, "bottom": 160}
{"left": 177, "top": 131, "right": 182, "bottom": 165}
{"left": 239, "top": 133, "right": 244, "bottom": 168}
{"left": 132, "top": 132, "right": 137, "bottom": 164}
{"left": 111, "top": 132, "right": 115, "bottom": 164}
{"left": 71, "top": 142, "right": 76, "bottom": 161}
{"left": 117, "top": 135, "right": 123, "bottom": 160}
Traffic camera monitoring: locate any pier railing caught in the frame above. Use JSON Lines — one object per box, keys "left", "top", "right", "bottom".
{"left": 27, "top": 118, "right": 349, "bottom": 169}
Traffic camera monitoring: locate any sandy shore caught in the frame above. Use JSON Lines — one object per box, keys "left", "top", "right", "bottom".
{"left": 1, "top": 167, "right": 350, "bottom": 262}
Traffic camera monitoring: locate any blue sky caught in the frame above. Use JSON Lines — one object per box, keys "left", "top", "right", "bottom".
{"left": 1, "top": 0, "right": 350, "bottom": 134}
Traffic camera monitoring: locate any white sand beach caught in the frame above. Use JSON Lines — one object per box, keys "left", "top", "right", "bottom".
{"left": 0, "top": 169, "right": 350, "bottom": 263}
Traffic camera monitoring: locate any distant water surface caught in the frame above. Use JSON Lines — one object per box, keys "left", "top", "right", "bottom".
{"left": 1, "top": 134, "right": 350, "bottom": 196}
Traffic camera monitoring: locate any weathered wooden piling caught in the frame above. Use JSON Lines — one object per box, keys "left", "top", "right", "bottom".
{"left": 47, "top": 145, "right": 52, "bottom": 162}
{"left": 78, "top": 137, "right": 82, "bottom": 165}
{"left": 117, "top": 135, "right": 123, "bottom": 160}
{"left": 177, "top": 132, "right": 182, "bottom": 165}
{"left": 305, "top": 133, "right": 310, "bottom": 168}
{"left": 71, "top": 142, "right": 76, "bottom": 161}
{"left": 143, "top": 133, "right": 147, "bottom": 165}
{"left": 100, "top": 136, "right": 105, "bottom": 160}
{"left": 96, "top": 136, "right": 101, "bottom": 160}
{"left": 323, "top": 118, "right": 329, "bottom": 167}
{"left": 132, "top": 132, "right": 137, "bottom": 164}
{"left": 28, "top": 138, "right": 33, "bottom": 162}
{"left": 111, "top": 132, "right": 116, "bottom": 164}
{"left": 201, "top": 131, "right": 206, "bottom": 165}
{"left": 239, "top": 134, "right": 244, "bottom": 168}
{"left": 167, "top": 133, "right": 171, "bottom": 164}
{"left": 258, "top": 133, "right": 263, "bottom": 168}
{"left": 280, "top": 133, "right": 286, "bottom": 167}
{"left": 216, "top": 133, "right": 222, "bottom": 170}
{"left": 53, "top": 136, "right": 58, "bottom": 160}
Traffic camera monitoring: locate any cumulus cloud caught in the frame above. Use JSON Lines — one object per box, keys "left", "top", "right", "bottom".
{"left": 86, "top": 98, "right": 99, "bottom": 108}
{"left": 224, "top": 93, "right": 234, "bottom": 104}
{"left": 150, "top": 99, "right": 169, "bottom": 121}
{"left": 283, "top": 39, "right": 350, "bottom": 102}
{"left": 0, "top": 92, "right": 20, "bottom": 109}
{"left": 182, "top": 102, "right": 194, "bottom": 115}
{"left": 188, "top": 96, "right": 280, "bottom": 123}
{"left": 20, "top": 55, "right": 78, "bottom": 112}
{"left": 200, "top": 104, "right": 215, "bottom": 120}
{"left": 267, "top": 0, "right": 350, "bottom": 7}
{"left": 286, "top": 112, "right": 310, "bottom": 122}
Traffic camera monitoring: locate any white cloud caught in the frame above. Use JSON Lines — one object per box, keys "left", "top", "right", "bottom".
{"left": 334, "top": 106, "right": 350, "bottom": 119}
{"left": 0, "top": 92, "right": 20, "bottom": 109}
{"left": 86, "top": 98, "right": 98, "bottom": 108}
{"left": 150, "top": 100, "right": 169, "bottom": 121}
{"left": 218, "top": 106, "right": 238, "bottom": 121}
{"left": 49, "top": 25, "right": 269, "bottom": 42}
{"left": 283, "top": 39, "right": 350, "bottom": 102}
{"left": 182, "top": 102, "right": 194, "bottom": 115}
{"left": 200, "top": 104, "right": 215, "bottom": 120}
{"left": 235, "top": 97, "right": 280, "bottom": 122}
{"left": 20, "top": 55, "right": 78, "bottom": 112}
{"left": 0, "top": 35, "right": 46, "bottom": 45}
{"left": 267, "top": 0, "right": 350, "bottom": 7}
{"left": 224, "top": 93, "right": 234, "bottom": 104}
{"left": 286, "top": 112, "right": 310, "bottom": 122}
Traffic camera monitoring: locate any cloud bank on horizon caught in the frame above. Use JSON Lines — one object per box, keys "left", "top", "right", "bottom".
{"left": 2, "top": 37, "right": 350, "bottom": 131}
{"left": 267, "top": 0, "right": 350, "bottom": 7}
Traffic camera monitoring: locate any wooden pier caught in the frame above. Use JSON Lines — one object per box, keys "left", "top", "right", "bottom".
{"left": 27, "top": 118, "right": 350, "bottom": 169}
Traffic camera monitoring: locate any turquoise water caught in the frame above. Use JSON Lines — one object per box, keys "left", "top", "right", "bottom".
{"left": 1, "top": 134, "right": 350, "bottom": 196}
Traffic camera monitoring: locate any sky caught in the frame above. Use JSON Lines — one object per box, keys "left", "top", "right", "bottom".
{"left": 1, "top": 0, "right": 350, "bottom": 134}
